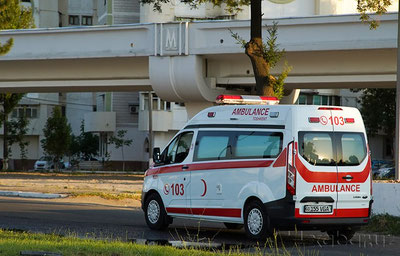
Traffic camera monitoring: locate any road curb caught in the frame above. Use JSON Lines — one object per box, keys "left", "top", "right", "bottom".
{"left": 0, "top": 190, "right": 67, "bottom": 199}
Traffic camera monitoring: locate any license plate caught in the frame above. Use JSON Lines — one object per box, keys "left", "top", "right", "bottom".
{"left": 304, "top": 205, "right": 332, "bottom": 213}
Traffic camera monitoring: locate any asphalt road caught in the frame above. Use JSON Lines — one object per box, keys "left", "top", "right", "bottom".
{"left": 0, "top": 196, "right": 399, "bottom": 256}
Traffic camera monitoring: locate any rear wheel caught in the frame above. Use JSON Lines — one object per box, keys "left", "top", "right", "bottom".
{"left": 224, "top": 222, "right": 243, "bottom": 230}
{"left": 144, "top": 193, "right": 169, "bottom": 230}
{"left": 327, "top": 227, "right": 355, "bottom": 243}
{"left": 244, "top": 200, "right": 271, "bottom": 240}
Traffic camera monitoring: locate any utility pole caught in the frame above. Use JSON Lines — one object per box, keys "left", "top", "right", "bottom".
{"left": 396, "top": 1, "right": 400, "bottom": 180}
{"left": 148, "top": 92, "right": 153, "bottom": 164}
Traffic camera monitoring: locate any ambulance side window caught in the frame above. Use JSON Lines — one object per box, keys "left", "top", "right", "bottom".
{"left": 194, "top": 131, "right": 231, "bottom": 161}
{"left": 234, "top": 132, "right": 283, "bottom": 159}
{"left": 162, "top": 132, "right": 194, "bottom": 165}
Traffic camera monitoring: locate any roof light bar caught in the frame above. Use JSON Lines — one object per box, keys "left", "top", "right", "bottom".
{"left": 216, "top": 95, "right": 279, "bottom": 105}
{"left": 318, "top": 107, "right": 343, "bottom": 111}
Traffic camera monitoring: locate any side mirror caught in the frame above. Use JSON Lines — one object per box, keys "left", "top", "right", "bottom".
{"left": 153, "top": 147, "right": 161, "bottom": 163}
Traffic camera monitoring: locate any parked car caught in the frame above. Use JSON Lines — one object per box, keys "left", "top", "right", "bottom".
{"left": 34, "top": 156, "right": 70, "bottom": 171}
{"left": 372, "top": 160, "right": 394, "bottom": 179}
{"left": 376, "top": 166, "right": 395, "bottom": 179}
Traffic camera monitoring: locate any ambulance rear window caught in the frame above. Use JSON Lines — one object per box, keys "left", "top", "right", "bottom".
{"left": 299, "top": 133, "right": 335, "bottom": 166}
{"left": 299, "top": 132, "right": 367, "bottom": 166}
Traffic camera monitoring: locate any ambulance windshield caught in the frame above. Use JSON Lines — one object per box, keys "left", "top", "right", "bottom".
{"left": 299, "top": 132, "right": 367, "bottom": 166}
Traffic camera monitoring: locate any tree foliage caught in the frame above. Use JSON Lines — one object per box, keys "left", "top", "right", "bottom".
{"left": 357, "top": 0, "right": 393, "bottom": 29}
{"left": 8, "top": 113, "right": 30, "bottom": 158}
{"left": 41, "top": 107, "right": 72, "bottom": 171}
{"left": 108, "top": 130, "right": 133, "bottom": 171}
{"left": 142, "top": 0, "right": 250, "bottom": 13}
{"left": 231, "top": 22, "right": 292, "bottom": 99}
{"left": 0, "top": 93, "right": 24, "bottom": 170}
{"left": 0, "top": 0, "right": 35, "bottom": 55}
{"left": 357, "top": 88, "right": 395, "bottom": 139}
{"left": 0, "top": 0, "right": 35, "bottom": 170}
{"left": 70, "top": 120, "right": 99, "bottom": 160}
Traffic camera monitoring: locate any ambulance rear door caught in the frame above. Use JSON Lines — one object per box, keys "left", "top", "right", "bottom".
{"left": 295, "top": 106, "right": 338, "bottom": 218}
{"left": 332, "top": 108, "right": 370, "bottom": 218}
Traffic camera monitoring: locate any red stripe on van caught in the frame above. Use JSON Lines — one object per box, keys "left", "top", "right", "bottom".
{"left": 188, "top": 160, "right": 273, "bottom": 171}
{"left": 295, "top": 153, "right": 371, "bottom": 184}
{"left": 146, "top": 160, "right": 274, "bottom": 176}
{"left": 166, "top": 207, "right": 241, "bottom": 218}
{"left": 273, "top": 148, "right": 287, "bottom": 167}
{"left": 295, "top": 208, "right": 369, "bottom": 218}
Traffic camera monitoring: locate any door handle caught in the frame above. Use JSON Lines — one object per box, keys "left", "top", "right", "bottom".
{"left": 182, "top": 165, "right": 189, "bottom": 170}
{"left": 342, "top": 175, "right": 353, "bottom": 180}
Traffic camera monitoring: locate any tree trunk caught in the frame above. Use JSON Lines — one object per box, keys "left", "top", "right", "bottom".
{"left": 2, "top": 113, "right": 8, "bottom": 171}
{"left": 122, "top": 147, "right": 125, "bottom": 171}
{"left": 247, "top": 0, "right": 274, "bottom": 96}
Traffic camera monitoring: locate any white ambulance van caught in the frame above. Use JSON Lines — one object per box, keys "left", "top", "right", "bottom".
{"left": 141, "top": 95, "right": 372, "bottom": 240}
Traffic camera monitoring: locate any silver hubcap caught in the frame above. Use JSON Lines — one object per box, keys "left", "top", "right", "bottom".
{"left": 247, "top": 208, "right": 263, "bottom": 235}
{"left": 147, "top": 200, "right": 160, "bottom": 224}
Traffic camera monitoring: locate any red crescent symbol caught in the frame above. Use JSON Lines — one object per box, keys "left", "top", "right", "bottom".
{"left": 200, "top": 179, "right": 207, "bottom": 197}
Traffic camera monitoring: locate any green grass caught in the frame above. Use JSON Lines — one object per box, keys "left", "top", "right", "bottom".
{"left": 362, "top": 214, "right": 400, "bottom": 236}
{"left": 0, "top": 229, "right": 240, "bottom": 256}
{"left": 70, "top": 192, "right": 142, "bottom": 201}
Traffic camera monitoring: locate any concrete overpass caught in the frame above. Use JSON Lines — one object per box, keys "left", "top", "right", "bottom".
{"left": 0, "top": 13, "right": 397, "bottom": 105}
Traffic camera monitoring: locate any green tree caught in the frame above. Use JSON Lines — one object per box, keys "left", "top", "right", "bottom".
{"left": 357, "top": 0, "right": 393, "bottom": 29}
{"left": 41, "top": 107, "right": 72, "bottom": 171}
{"left": 8, "top": 112, "right": 30, "bottom": 169}
{"left": 0, "top": 93, "right": 24, "bottom": 170}
{"left": 108, "top": 130, "right": 133, "bottom": 171}
{"left": 357, "top": 88, "right": 395, "bottom": 155}
{"left": 0, "top": 0, "right": 35, "bottom": 55}
{"left": 0, "top": 0, "right": 34, "bottom": 170}
{"left": 231, "top": 22, "right": 291, "bottom": 99}
{"left": 70, "top": 120, "right": 99, "bottom": 160}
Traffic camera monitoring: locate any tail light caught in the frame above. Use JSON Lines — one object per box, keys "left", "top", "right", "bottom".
{"left": 287, "top": 141, "right": 296, "bottom": 195}
{"left": 368, "top": 145, "right": 372, "bottom": 196}
{"left": 308, "top": 117, "right": 320, "bottom": 123}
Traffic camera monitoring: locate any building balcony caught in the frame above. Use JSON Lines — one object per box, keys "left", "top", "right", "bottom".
{"left": 138, "top": 107, "right": 187, "bottom": 132}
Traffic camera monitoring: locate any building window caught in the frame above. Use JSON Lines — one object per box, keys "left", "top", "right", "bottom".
{"left": 297, "top": 94, "right": 307, "bottom": 105}
{"left": 140, "top": 92, "right": 172, "bottom": 111}
{"left": 82, "top": 16, "right": 93, "bottom": 26}
{"left": 12, "top": 106, "right": 38, "bottom": 119}
{"left": 69, "top": 15, "right": 79, "bottom": 25}
{"left": 312, "top": 95, "right": 321, "bottom": 105}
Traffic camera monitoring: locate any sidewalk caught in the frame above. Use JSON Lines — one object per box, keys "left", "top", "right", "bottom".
{"left": 0, "top": 172, "right": 144, "bottom": 207}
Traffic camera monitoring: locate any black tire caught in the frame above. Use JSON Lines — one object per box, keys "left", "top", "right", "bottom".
{"left": 327, "top": 227, "right": 355, "bottom": 243}
{"left": 244, "top": 200, "right": 271, "bottom": 240}
{"left": 224, "top": 222, "right": 244, "bottom": 230}
{"left": 144, "top": 193, "right": 169, "bottom": 230}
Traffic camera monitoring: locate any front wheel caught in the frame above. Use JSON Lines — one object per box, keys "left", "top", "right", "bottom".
{"left": 244, "top": 200, "right": 271, "bottom": 240}
{"left": 144, "top": 193, "right": 169, "bottom": 230}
